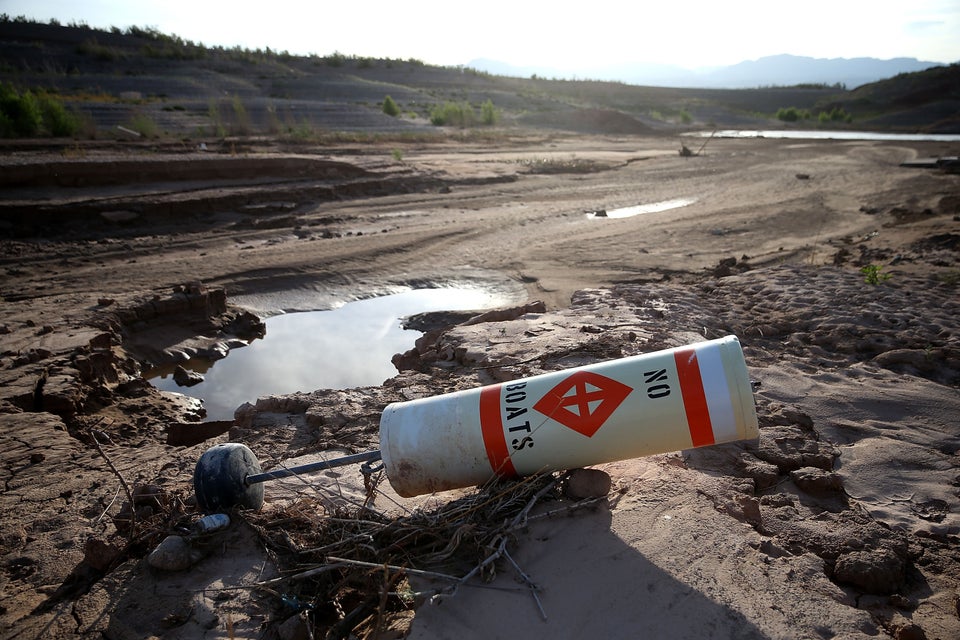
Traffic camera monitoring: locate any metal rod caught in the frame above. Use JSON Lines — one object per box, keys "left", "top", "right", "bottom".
{"left": 245, "top": 450, "right": 382, "bottom": 485}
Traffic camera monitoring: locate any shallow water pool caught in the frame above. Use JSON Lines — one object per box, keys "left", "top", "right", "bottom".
{"left": 149, "top": 287, "right": 511, "bottom": 421}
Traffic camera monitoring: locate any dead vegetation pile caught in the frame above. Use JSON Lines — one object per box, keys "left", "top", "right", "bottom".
{"left": 242, "top": 470, "right": 607, "bottom": 639}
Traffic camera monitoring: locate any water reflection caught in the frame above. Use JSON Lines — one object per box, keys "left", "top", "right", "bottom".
{"left": 586, "top": 198, "right": 696, "bottom": 219}
{"left": 150, "top": 287, "right": 508, "bottom": 421}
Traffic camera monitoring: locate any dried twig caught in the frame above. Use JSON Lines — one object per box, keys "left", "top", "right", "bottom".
{"left": 91, "top": 432, "right": 135, "bottom": 537}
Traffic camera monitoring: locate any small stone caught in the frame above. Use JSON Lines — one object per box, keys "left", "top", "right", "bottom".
{"left": 147, "top": 535, "right": 203, "bottom": 571}
{"left": 29, "top": 453, "right": 45, "bottom": 464}
{"left": 790, "top": 466, "right": 843, "bottom": 494}
{"left": 833, "top": 548, "right": 905, "bottom": 594}
{"left": 894, "top": 622, "right": 927, "bottom": 640}
{"left": 173, "top": 365, "right": 204, "bottom": 387}
{"left": 564, "top": 468, "right": 612, "bottom": 500}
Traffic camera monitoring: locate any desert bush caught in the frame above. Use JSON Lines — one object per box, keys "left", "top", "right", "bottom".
{"left": 860, "top": 264, "right": 891, "bottom": 285}
{"left": 76, "top": 38, "right": 123, "bottom": 61}
{"left": 775, "top": 106, "right": 811, "bottom": 122}
{"left": 231, "top": 94, "right": 251, "bottom": 135}
{"left": 0, "top": 83, "right": 79, "bottom": 137}
{"left": 37, "top": 91, "right": 79, "bottom": 136}
{"left": 679, "top": 109, "right": 693, "bottom": 124}
{"left": 127, "top": 111, "right": 158, "bottom": 137}
{"left": 430, "top": 101, "right": 476, "bottom": 127}
{"left": 207, "top": 99, "right": 226, "bottom": 137}
{"left": 0, "top": 83, "right": 41, "bottom": 136}
{"left": 382, "top": 95, "right": 400, "bottom": 117}
{"left": 324, "top": 52, "right": 347, "bottom": 67}
{"left": 480, "top": 99, "right": 498, "bottom": 125}
{"left": 818, "top": 106, "right": 853, "bottom": 124}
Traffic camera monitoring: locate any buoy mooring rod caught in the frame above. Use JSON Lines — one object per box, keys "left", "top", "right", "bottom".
{"left": 244, "top": 450, "right": 382, "bottom": 485}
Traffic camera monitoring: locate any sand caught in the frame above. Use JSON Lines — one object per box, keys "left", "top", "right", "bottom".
{"left": 0, "top": 133, "right": 958, "bottom": 639}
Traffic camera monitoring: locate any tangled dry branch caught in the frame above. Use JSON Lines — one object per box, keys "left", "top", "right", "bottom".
{"left": 243, "top": 469, "right": 604, "bottom": 638}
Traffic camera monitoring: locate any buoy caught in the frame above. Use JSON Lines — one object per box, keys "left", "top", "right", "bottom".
{"left": 193, "top": 336, "right": 758, "bottom": 507}
{"left": 379, "top": 335, "right": 758, "bottom": 497}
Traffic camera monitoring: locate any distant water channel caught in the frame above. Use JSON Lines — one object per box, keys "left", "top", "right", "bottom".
{"left": 149, "top": 287, "right": 512, "bottom": 421}
{"left": 692, "top": 130, "right": 960, "bottom": 142}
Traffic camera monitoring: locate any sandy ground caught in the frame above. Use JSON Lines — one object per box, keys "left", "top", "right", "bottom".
{"left": 1, "top": 134, "right": 958, "bottom": 639}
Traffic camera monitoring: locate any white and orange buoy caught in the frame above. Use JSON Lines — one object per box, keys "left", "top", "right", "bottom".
{"left": 379, "top": 335, "right": 759, "bottom": 497}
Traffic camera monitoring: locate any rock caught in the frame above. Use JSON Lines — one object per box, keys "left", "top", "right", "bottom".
{"left": 894, "top": 622, "right": 927, "bottom": 640}
{"left": 173, "top": 365, "right": 204, "bottom": 387}
{"left": 147, "top": 535, "right": 203, "bottom": 571}
{"left": 564, "top": 468, "right": 612, "bottom": 499}
{"left": 790, "top": 466, "right": 843, "bottom": 494}
{"left": 740, "top": 453, "right": 781, "bottom": 489}
{"left": 833, "top": 548, "right": 905, "bottom": 594}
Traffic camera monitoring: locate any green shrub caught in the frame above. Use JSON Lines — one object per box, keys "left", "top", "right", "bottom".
{"left": 860, "top": 264, "right": 891, "bottom": 285}
{"left": 37, "top": 91, "right": 79, "bottom": 136}
{"left": 77, "top": 38, "right": 123, "bottom": 61}
{"left": 679, "top": 109, "right": 692, "bottom": 124}
{"left": 231, "top": 94, "right": 251, "bottom": 135}
{"left": 127, "top": 112, "right": 158, "bottom": 138}
{"left": 430, "top": 101, "right": 476, "bottom": 127}
{"left": 0, "top": 83, "right": 79, "bottom": 138}
{"left": 818, "top": 106, "right": 853, "bottom": 124}
{"left": 382, "top": 95, "right": 400, "bottom": 117}
{"left": 208, "top": 99, "right": 226, "bottom": 137}
{"left": 0, "top": 83, "right": 41, "bottom": 136}
{"left": 776, "top": 106, "right": 810, "bottom": 122}
{"left": 325, "top": 52, "right": 347, "bottom": 67}
{"left": 480, "top": 99, "right": 498, "bottom": 125}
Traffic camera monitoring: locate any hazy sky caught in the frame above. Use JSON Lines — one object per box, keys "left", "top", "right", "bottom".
{"left": 2, "top": 0, "right": 958, "bottom": 70}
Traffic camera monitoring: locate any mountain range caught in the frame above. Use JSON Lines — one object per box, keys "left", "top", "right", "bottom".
{"left": 467, "top": 54, "right": 946, "bottom": 89}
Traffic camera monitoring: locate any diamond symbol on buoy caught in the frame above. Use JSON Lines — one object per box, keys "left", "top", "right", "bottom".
{"left": 533, "top": 371, "right": 633, "bottom": 437}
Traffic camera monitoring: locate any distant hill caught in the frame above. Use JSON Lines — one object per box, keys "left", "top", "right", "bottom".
{"left": 468, "top": 54, "right": 947, "bottom": 90}
{"left": 0, "top": 19, "right": 956, "bottom": 138}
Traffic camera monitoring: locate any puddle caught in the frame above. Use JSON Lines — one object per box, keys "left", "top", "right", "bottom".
{"left": 148, "top": 287, "right": 513, "bottom": 421}
{"left": 586, "top": 198, "right": 696, "bottom": 219}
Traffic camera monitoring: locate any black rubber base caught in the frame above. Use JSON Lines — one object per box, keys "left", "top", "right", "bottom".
{"left": 193, "top": 443, "right": 265, "bottom": 512}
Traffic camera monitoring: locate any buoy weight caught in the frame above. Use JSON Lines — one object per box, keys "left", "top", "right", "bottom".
{"left": 193, "top": 443, "right": 265, "bottom": 513}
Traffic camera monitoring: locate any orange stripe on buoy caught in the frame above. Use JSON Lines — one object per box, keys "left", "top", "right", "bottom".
{"left": 479, "top": 385, "right": 518, "bottom": 478}
{"left": 673, "top": 348, "right": 715, "bottom": 447}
